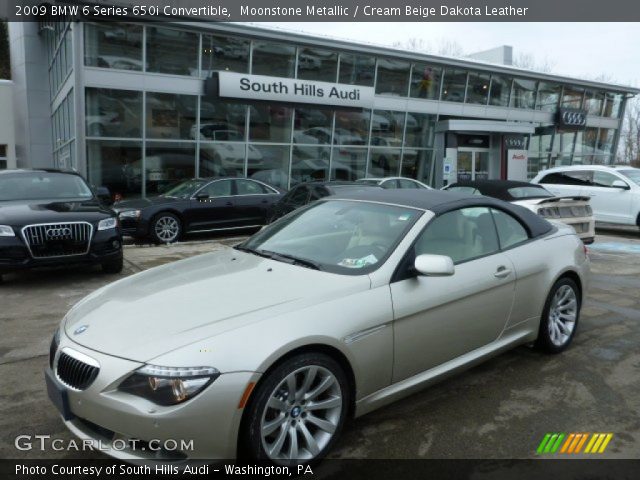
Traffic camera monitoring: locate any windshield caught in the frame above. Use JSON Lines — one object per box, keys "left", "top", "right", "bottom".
{"left": 0, "top": 173, "right": 93, "bottom": 201}
{"left": 162, "top": 179, "right": 208, "bottom": 199}
{"left": 619, "top": 169, "right": 640, "bottom": 186}
{"left": 507, "top": 185, "right": 553, "bottom": 199}
{"left": 240, "top": 200, "right": 422, "bottom": 274}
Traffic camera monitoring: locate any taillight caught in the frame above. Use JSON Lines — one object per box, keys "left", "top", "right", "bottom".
{"left": 583, "top": 244, "right": 589, "bottom": 256}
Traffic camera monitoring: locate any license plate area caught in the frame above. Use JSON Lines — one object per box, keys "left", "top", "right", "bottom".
{"left": 45, "top": 367, "right": 74, "bottom": 421}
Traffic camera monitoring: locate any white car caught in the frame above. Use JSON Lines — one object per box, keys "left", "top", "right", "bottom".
{"left": 531, "top": 165, "right": 640, "bottom": 228}
{"left": 443, "top": 180, "right": 595, "bottom": 244}
{"left": 357, "top": 177, "right": 432, "bottom": 190}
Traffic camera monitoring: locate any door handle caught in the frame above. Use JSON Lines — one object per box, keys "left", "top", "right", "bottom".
{"left": 494, "top": 266, "right": 512, "bottom": 278}
{"left": 261, "top": 199, "right": 269, "bottom": 204}
{"left": 225, "top": 202, "right": 233, "bottom": 206}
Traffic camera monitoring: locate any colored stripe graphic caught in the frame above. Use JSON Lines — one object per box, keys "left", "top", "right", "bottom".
{"left": 539, "top": 433, "right": 613, "bottom": 454}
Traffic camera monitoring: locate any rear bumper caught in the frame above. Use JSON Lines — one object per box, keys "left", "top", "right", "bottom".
{"left": 555, "top": 216, "right": 595, "bottom": 243}
{"left": 0, "top": 229, "right": 122, "bottom": 274}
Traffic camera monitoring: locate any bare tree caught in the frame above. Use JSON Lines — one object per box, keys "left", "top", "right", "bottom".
{"left": 512, "top": 52, "right": 555, "bottom": 73}
{"left": 392, "top": 37, "right": 465, "bottom": 58}
{"left": 619, "top": 97, "right": 640, "bottom": 166}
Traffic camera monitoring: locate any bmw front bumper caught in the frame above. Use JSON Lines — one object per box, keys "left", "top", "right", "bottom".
{"left": 47, "top": 335, "right": 260, "bottom": 460}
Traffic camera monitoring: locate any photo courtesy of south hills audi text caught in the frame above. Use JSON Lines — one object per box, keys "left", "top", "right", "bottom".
{"left": 2, "top": 0, "right": 640, "bottom": 479}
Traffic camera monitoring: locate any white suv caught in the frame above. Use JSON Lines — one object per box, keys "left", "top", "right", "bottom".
{"left": 531, "top": 165, "right": 640, "bottom": 227}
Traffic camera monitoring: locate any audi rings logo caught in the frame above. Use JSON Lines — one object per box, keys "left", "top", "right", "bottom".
{"left": 505, "top": 137, "right": 526, "bottom": 149}
{"left": 561, "top": 111, "right": 586, "bottom": 126}
{"left": 557, "top": 108, "right": 588, "bottom": 130}
{"left": 46, "top": 227, "right": 72, "bottom": 240}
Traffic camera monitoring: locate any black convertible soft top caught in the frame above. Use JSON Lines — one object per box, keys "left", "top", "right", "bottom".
{"left": 447, "top": 179, "right": 551, "bottom": 201}
{"left": 328, "top": 188, "right": 554, "bottom": 239}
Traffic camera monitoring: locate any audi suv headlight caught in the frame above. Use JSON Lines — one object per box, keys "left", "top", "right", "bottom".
{"left": 118, "top": 210, "right": 141, "bottom": 219}
{"left": 0, "top": 225, "right": 15, "bottom": 237}
{"left": 119, "top": 365, "right": 220, "bottom": 406}
{"left": 97, "top": 217, "right": 118, "bottom": 231}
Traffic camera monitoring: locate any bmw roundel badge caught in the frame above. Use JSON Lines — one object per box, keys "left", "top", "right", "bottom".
{"left": 73, "top": 325, "right": 89, "bottom": 335}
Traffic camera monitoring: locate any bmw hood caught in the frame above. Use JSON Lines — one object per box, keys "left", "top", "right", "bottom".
{"left": 64, "top": 247, "right": 370, "bottom": 362}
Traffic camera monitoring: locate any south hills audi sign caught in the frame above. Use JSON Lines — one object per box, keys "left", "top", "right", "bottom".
{"left": 208, "top": 71, "right": 375, "bottom": 108}
{"left": 556, "top": 108, "right": 588, "bottom": 131}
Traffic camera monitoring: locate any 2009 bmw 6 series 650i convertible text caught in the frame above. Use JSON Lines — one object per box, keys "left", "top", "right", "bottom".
{"left": 46, "top": 189, "right": 589, "bottom": 464}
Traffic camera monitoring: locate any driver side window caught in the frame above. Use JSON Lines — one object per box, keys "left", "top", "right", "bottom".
{"left": 415, "top": 207, "right": 499, "bottom": 264}
{"left": 200, "top": 180, "right": 232, "bottom": 198}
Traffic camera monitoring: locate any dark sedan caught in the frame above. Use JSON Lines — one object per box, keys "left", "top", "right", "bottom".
{"left": 269, "top": 181, "right": 382, "bottom": 223}
{"left": 0, "top": 169, "right": 123, "bottom": 281}
{"left": 114, "top": 177, "right": 285, "bottom": 243}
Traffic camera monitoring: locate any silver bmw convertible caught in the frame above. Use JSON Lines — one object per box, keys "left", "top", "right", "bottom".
{"left": 46, "top": 189, "right": 589, "bottom": 463}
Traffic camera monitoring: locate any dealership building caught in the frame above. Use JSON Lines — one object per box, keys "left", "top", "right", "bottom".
{"left": 8, "top": 15, "right": 640, "bottom": 198}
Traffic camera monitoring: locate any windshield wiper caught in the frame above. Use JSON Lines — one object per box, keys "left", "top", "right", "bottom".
{"left": 258, "top": 250, "right": 322, "bottom": 270}
{"left": 235, "top": 246, "right": 323, "bottom": 270}
{"left": 234, "top": 245, "right": 273, "bottom": 259}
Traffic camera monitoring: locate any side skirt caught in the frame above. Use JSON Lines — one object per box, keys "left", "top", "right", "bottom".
{"left": 354, "top": 330, "right": 532, "bottom": 417}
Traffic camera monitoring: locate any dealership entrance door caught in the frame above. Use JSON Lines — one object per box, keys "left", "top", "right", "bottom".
{"left": 456, "top": 149, "right": 490, "bottom": 181}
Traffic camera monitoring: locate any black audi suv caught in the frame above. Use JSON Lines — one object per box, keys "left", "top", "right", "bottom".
{"left": 0, "top": 169, "right": 123, "bottom": 281}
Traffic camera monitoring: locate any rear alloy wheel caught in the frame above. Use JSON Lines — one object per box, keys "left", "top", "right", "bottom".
{"left": 150, "top": 213, "right": 182, "bottom": 244}
{"left": 536, "top": 277, "right": 580, "bottom": 353}
{"left": 243, "top": 353, "right": 349, "bottom": 464}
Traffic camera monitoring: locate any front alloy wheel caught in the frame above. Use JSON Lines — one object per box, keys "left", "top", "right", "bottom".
{"left": 151, "top": 213, "right": 181, "bottom": 244}
{"left": 537, "top": 277, "right": 580, "bottom": 353}
{"left": 243, "top": 353, "right": 349, "bottom": 464}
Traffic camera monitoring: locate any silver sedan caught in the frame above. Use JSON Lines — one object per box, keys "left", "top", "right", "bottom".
{"left": 46, "top": 189, "right": 589, "bottom": 464}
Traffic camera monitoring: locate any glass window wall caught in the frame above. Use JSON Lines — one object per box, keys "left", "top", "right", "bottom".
{"left": 147, "top": 26, "right": 199, "bottom": 76}
{"left": 338, "top": 53, "right": 375, "bottom": 86}
{"left": 248, "top": 104, "right": 293, "bottom": 143}
{"left": 146, "top": 93, "right": 197, "bottom": 140}
{"left": 376, "top": 59, "right": 410, "bottom": 96}
{"left": 86, "top": 88, "right": 142, "bottom": 138}
{"left": 84, "top": 23, "right": 143, "bottom": 71}
{"left": 489, "top": 75, "right": 511, "bottom": 107}
{"left": 332, "top": 147, "right": 367, "bottom": 181}
{"left": 466, "top": 72, "right": 491, "bottom": 105}
{"left": 246, "top": 144, "right": 291, "bottom": 190}
{"left": 441, "top": 69, "right": 467, "bottom": 102}
{"left": 536, "top": 82, "right": 561, "bottom": 112}
{"left": 145, "top": 142, "right": 196, "bottom": 195}
{"left": 252, "top": 41, "right": 296, "bottom": 78}
{"left": 297, "top": 47, "right": 338, "bottom": 82}
{"left": 410, "top": 63, "right": 442, "bottom": 100}
{"left": 87, "top": 140, "right": 143, "bottom": 199}
{"left": 201, "top": 34, "right": 249, "bottom": 77}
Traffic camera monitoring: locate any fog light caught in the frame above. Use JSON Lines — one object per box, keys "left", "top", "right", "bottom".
{"left": 112, "top": 240, "right": 121, "bottom": 249}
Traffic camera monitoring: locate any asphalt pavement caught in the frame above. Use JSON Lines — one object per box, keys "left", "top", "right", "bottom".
{"left": 1, "top": 228, "right": 639, "bottom": 459}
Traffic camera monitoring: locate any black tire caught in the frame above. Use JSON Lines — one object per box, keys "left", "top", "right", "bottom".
{"left": 242, "top": 352, "right": 350, "bottom": 465}
{"left": 101, "top": 255, "right": 123, "bottom": 274}
{"left": 149, "top": 212, "right": 182, "bottom": 244}
{"left": 535, "top": 277, "right": 581, "bottom": 353}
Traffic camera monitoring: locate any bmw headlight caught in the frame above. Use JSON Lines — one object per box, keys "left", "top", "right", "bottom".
{"left": 119, "top": 365, "right": 220, "bottom": 406}
{"left": 0, "top": 225, "right": 15, "bottom": 237}
{"left": 118, "top": 209, "right": 141, "bottom": 219}
{"left": 97, "top": 217, "right": 118, "bottom": 231}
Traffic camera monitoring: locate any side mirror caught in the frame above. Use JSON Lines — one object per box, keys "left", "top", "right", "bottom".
{"left": 414, "top": 254, "right": 455, "bottom": 277}
{"left": 95, "top": 186, "right": 113, "bottom": 205}
{"left": 612, "top": 180, "right": 630, "bottom": 190}
{"left": 195, "top": 192, "right": 210, "bottom": 200}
